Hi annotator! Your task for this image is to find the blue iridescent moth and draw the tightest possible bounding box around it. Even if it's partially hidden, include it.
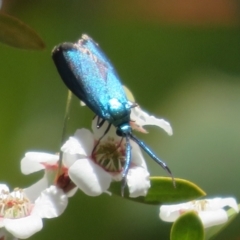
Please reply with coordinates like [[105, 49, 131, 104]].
[[52, 34, 174, 195]]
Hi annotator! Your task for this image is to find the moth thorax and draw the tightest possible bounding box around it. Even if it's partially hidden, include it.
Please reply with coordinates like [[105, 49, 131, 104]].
[[108, 98, 130, 126]]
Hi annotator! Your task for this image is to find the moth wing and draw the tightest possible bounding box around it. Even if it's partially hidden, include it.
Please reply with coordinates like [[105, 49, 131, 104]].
[[52, 34, 128, 119]]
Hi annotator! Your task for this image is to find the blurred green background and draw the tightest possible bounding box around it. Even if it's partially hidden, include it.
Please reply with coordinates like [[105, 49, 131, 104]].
[[1, 0, 240, 239]]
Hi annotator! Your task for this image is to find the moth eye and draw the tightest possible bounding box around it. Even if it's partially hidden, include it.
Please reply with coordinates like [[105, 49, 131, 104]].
[[116, 129, 123, 137]]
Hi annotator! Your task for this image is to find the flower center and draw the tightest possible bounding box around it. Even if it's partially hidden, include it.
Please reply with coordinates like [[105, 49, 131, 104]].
[[0, 188, 32, 219], [191, 200, 208, 211], [56, 173, 76, 194], [93, 137, 125, 172]]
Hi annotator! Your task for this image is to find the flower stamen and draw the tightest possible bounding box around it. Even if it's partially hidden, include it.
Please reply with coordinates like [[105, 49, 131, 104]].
[[0, 188, 32, 219], [93, 137, 125, 172]]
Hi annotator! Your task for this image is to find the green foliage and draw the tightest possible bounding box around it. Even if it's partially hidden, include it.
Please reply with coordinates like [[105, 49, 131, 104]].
[[109, 177, 206, 204], [170, 211, 205, 240], [0, 12, 45, 50]]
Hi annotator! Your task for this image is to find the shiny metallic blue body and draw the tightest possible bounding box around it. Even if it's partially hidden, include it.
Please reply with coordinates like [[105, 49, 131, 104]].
[[52, 34, 173, 194], [52, 34, 131, 127]]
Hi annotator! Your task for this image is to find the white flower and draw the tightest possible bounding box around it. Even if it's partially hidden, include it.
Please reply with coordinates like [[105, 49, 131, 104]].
[[21, 152, 59, 175], [130, 105, 173, 135], [123, 85, 172, 135], [0, 184, 67, 239], [159, 197, 239, 228], [21, 152, 78, 197], [61, 121, 150, 198]]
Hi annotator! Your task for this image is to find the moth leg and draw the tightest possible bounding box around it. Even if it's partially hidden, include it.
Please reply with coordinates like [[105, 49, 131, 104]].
[[121, 134, 131, 197], [96, 116, 106, 129], [92, 122, 112, 154], [129, 132, 175, 187]]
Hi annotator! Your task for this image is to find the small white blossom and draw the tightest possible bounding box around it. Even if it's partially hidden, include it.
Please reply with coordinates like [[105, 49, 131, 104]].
[[61, 120, 150, 197], [21, 152, 59, 175], [21, 152, 78, 197], [123, 85, 172, 135], [159, 197, 239, 228], [130, 105, 173, 135], [0, 184, 67, 239]]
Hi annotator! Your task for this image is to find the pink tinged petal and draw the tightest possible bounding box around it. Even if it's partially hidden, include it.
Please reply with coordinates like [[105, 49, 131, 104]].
[[21, 152, 59, 175], [32, 186, 68, 218], [127, 167, 150, 198], [131, 107, 173, 135], [159, 202, 194, 222], [23, 176, 48, 202], [68, 159, 112, 196], [198, 210, 228, 228], [4, 215, 42, 239]]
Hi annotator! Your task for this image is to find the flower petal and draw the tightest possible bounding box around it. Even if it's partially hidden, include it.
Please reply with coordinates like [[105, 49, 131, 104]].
[[24, 176, 48, 202], [131, 141, 147, 168], [130, 106, 173, 135], [69, 159, 112, 196], [62, 128, 94, 157], [61, 136, 87, 156], [199, 209, 228, 228], [160, 205, 181, 222], [159, 197, 238, 228], [220, 197, 239, 213], [74, 129, 95, 155], [62, 149, 81, 168], [0, 184, 9, 192], [21, 152, 59, 175], [4, 215, 42, 239], [32, 186, 68, 218], [127, 167, 150, 197], [205, 197, 239, 213]]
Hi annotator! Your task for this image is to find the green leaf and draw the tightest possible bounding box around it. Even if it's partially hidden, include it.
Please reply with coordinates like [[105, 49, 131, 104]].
[[170, 211, 205, 240], [205, 204, 240, 240], [0, 12, 45, 50], [109, 177, 206, 205]]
